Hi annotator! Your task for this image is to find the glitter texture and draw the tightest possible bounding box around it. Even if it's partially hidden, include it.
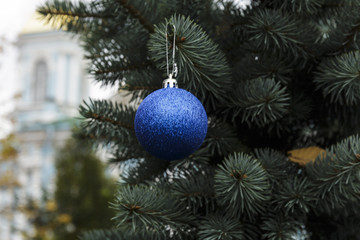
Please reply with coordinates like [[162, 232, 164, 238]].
[[134, 88, 208, 161]]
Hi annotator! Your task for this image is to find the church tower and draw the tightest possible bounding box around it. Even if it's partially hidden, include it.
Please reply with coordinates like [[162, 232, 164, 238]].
[[14, 12, 89, 198], [1, 13, 90, 239]]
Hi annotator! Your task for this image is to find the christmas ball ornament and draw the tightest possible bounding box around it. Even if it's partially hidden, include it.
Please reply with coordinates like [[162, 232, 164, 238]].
[[134, 75, 208, 160]]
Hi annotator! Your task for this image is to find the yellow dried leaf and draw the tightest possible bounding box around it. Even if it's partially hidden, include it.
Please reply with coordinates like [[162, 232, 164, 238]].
[[46, 200, 57, 212], [56, 213, 72, 224], [288, 146, 326, 166]]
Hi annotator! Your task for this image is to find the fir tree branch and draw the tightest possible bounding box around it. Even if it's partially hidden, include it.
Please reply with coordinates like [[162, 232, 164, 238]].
[[272, 176, 315, 216], [203, 122, 246, 157], [233, 53, 294, 83], [244, 8, 309, 59], [84, 27, 151, 86], [80, 229, 126, 240], [254, 148, 292, 182], [306, 135, 360, 212], [169, 147, 212, 170], [112, 185, 194, 238], [336, 10, 360, 53], [108, 139, 150, 164], [315, 51, 360, 106], [119, 70, 163, 103], [86, 111, 132, 129], [116, 157, 169, 186], [79, 99, 136, 145], [148, 14, 233, 110], [74, 131, 118, 142], [230, 78, 290, 127], [342, 23, 360, 49], [80, 102, 134, 129], [263, 0, 323, 15], [93, 62, 152, 75], [39, 6, 112, 19], [214, 153, 271, 220], [171, 168, 215, 214], [82, 20, 149, 60], [80, 229, 155, 240], [261, 212, 301, 240], [197, 214, 245, 240], [38, 0, 114, 33], [115, 0, 155, 33], [38, 0, 360, 238], [90, 60, 154, 87]]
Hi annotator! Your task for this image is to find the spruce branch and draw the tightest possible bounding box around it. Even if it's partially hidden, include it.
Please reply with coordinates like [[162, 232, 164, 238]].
[[272, 176, 315, 216], [234, 53, 294, 83], [108, 149, 142, 165], [203, 122, 245, 157], [115, 0, 155, 33], [39, 1, 111, 18], [169, 147, 212, 170], [308, 4, 360, 56], [89, 61, 155, 87], [37, 0, 360, 238], [315, 51, 360, 105], [79, 99, 136, 145], [290, 0, 323, 15], [80, 99, 134, 129], [175, 0, 214, 25], [171, 168, 215, 215], [308, 16, 342, 56], [321, 1, 360, 8], [73, 130, 118, 143], [148, 14, 233, 110], [80, 229, 130, 240], [231, 78, 290, 127], [265, 93, 312, 137], [254, 148, 291, 182], [108, 139, 151, 165], [244, 9, 308, 59], [37, 0, 113, 33], [120, 70, 163, 103], [86, 31, 151, 87], [93, 62, 152, 75], [214, 153, 271, 220], [331, 4, 360, 53], [265, 0, 324, 15], [117, 157, 169, 186], [112, 185, 194, 238], [79, 16, 153, 86], [342, 21, 360, 51], [306, 135, 360, 212], [197, 214, 245, 240], [261, 213, 301, 240]]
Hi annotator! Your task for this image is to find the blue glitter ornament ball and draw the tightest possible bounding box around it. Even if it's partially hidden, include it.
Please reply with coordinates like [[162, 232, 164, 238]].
[[134, 87, 208, 161]]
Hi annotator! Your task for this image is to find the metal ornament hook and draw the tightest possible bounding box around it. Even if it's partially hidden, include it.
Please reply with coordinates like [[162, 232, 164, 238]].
[[165, 23, 178, 80]]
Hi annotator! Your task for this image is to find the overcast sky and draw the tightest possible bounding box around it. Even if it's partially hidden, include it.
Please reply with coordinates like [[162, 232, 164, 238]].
[[0, 0, 43, 96], [0, 0, 44, 137]]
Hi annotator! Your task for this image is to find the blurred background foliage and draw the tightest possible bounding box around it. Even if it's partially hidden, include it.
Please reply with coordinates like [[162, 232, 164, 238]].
[[21, 137, 116, 240]]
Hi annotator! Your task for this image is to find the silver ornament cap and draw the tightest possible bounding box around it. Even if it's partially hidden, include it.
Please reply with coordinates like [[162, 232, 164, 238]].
[[162, 74, 178, 88]]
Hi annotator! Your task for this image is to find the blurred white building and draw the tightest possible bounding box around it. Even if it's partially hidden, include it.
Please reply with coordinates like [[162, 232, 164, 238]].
[[0, 13, 91, 239]]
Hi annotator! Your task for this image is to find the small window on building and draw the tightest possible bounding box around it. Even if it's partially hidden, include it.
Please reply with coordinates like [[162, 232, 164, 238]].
[[33, 60, 48, 102]]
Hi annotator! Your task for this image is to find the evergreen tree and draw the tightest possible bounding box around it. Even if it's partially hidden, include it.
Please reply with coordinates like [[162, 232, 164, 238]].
[[38, 0, 360, 239], [53, 137, 116, 239], [21, 137, 116, 240], [0, 134, 19, 232]]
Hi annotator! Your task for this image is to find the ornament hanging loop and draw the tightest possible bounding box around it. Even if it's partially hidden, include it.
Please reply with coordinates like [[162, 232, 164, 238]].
[[163, 73, 178, 88], [164, 22, 178, 88]]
